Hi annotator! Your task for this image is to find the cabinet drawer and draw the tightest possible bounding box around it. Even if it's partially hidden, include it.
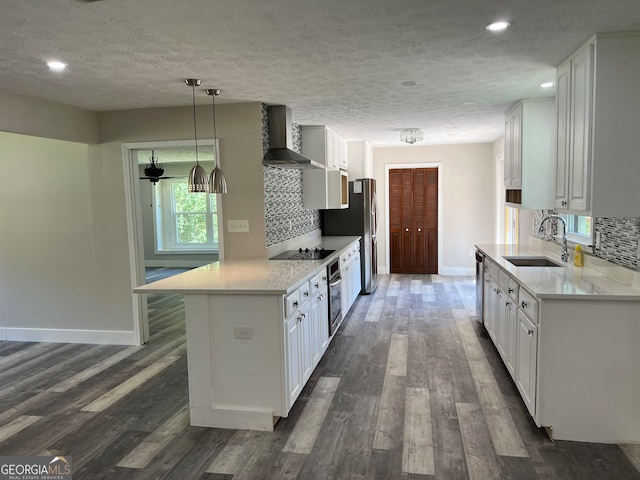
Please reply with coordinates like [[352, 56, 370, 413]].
[[284, 290, 300, 318], [310, 272, 326, 292], [518, 287, 538, 322], [505, 276, 519, 302], [285, 281, 312, 317]]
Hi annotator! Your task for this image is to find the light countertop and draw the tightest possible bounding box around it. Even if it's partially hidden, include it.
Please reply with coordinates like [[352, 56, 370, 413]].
[[476, 241, 640, 300], [134, 236, 360, 295]]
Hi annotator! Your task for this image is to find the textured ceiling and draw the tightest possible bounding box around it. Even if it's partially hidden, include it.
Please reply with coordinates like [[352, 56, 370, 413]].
[[1, 0, 639, 146]]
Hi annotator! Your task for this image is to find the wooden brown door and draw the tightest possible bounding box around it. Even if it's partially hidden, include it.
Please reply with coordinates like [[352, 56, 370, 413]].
[[389, 168, 438, 274]]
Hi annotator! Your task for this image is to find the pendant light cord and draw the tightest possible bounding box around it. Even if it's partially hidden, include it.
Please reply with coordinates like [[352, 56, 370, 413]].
[[212, 93, 218, 168], [192, 83, 199, 166]]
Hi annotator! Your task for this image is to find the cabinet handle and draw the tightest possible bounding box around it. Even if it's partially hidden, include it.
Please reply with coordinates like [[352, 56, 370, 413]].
[[506, 301, 511, 306], [521, 300, 528, 308], [508, 287, 514, 294], [405, 228, 410, 232], [297, 315, 302, 322], [527, 329, 534, 336], [304, 291, 309, 297], [496, 289, 501, 294], [315, 282, 320, 288], [293, 300, 299, 308], [417, 228, 422, 232], [301, 313, 306, 319], [322, 275, 327, 281], [561, 200, 567, 206]]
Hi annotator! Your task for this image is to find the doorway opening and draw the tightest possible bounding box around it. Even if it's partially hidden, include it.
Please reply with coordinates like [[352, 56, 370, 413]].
[[122, 139, 221, 344]]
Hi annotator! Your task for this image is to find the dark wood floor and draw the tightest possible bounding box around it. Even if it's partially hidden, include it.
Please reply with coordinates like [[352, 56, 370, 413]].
[[1, 270, 639, 479]]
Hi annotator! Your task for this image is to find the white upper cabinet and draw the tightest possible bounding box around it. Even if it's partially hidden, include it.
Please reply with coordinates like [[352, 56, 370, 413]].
[[504, 98, 555, 209], [555, 32, 640, 216], [302, 125, 346, 171], [302, 125, 349, 209]]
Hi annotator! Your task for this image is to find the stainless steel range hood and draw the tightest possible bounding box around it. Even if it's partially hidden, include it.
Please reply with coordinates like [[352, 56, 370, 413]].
[[262, 105, 323, 169]]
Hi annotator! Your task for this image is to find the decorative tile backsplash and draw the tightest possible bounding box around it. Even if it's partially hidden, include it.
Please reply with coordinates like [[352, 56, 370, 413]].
[[532, 211, 640, 271], [262, 103, 320, 247]]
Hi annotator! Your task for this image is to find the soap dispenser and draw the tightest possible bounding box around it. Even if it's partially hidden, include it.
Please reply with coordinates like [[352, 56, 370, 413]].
[[573, 245, 584, 267]]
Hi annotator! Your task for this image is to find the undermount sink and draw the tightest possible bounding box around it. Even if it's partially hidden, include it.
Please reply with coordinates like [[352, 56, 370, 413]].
[[503, 256, 564, 267]]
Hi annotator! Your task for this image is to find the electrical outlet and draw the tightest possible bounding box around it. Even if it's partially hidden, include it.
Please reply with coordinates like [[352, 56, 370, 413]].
[[228, 219, 249, 233], [468, 249, 474, 257], [233, 327, 253, 339]]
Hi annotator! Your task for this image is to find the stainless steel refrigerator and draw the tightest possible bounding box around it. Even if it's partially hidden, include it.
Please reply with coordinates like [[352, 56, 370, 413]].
[[322, 178, 378, 294]]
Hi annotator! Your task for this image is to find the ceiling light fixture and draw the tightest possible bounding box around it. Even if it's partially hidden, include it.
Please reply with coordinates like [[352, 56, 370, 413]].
[[540, 82, 554, 88], [47, 60, 66, 72], [400, 128, 424, 144], [401, 81, 418, 87], [485, 21, 511, 32], [185, 79, 208, 193], [206, 88, 228, 194]]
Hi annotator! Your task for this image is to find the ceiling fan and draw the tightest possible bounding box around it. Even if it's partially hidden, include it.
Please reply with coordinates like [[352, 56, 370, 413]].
[[139, 150, 176, 184]]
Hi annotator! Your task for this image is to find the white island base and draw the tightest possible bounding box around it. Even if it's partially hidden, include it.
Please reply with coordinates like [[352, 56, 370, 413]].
[[185, 294, 288, 431]]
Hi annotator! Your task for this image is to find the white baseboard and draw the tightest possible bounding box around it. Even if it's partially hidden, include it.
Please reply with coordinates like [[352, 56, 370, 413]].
[[0, 327, 141, 345], [145, 260, 212, 268], [440, 267, 475, 276]]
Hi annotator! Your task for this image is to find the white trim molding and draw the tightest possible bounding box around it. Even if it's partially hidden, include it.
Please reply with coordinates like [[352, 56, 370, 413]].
[[0, 327, 140, 345], [384, 163, 444, 275]]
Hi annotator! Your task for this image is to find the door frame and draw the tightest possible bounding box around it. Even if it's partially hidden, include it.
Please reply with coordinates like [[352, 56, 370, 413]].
[[122, 139, 220, 345], [384, 163, 442, 275]]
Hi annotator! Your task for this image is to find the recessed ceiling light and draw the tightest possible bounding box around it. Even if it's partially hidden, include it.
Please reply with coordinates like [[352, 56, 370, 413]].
[[485, 21, 511, 32], [401, 81, 418, 87], [47, 61, 67, 72], [540, 82, 554, 88]]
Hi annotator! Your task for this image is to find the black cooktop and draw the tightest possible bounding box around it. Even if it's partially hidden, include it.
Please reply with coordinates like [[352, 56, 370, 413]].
[[270, 247, 335, 260]]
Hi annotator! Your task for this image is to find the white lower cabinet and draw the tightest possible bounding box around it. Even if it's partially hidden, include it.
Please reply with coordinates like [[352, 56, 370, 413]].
[[516, 310, 538, 414], [285, 310, 303, 408], [504, 300, 518, 377], [340, 244, 361, 317], [483, 260, 537, 418], [310, 283, 329, 367]]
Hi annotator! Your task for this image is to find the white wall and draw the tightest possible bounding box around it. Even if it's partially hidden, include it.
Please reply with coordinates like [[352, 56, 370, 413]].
[[0, 87, 98, 144], [374, 143, 495, 275], [0, 132, 136, 343]]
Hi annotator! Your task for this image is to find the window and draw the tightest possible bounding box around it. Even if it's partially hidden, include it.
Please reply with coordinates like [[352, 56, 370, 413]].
[[560, 213, 593, 246], [155, 179, 219, 252]]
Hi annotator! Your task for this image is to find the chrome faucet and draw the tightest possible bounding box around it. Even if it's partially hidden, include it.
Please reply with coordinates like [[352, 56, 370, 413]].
[[538, 214, 569, 262]]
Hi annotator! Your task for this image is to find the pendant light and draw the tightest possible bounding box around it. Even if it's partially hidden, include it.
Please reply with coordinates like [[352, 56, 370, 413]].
[[185, 79, 208, 192], [206, 88, 228, 194]]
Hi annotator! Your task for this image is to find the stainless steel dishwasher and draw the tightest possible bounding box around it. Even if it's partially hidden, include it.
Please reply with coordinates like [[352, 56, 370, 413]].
[[475, 249, 484, 324]]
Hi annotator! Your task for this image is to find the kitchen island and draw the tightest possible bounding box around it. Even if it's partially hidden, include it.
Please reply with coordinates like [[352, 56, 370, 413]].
[[476, 239, 640, 443], [134, 236, 360, 431]]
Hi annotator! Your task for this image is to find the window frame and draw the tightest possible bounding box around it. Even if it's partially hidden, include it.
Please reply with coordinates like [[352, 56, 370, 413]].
[[560, 213, 593, 247]]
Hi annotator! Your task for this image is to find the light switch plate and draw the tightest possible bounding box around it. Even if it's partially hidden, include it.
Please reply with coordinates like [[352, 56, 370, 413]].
[[233, 327, 253, 339], [228, 219, 249, 233]]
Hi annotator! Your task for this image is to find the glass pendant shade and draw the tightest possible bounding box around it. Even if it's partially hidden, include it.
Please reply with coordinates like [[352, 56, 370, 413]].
[[188, 163, 209, 192]]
